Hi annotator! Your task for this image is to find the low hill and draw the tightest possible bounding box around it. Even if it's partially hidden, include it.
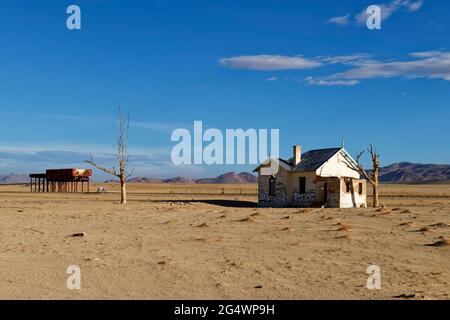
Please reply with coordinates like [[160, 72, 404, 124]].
[[111, 172, 258, 184], [0, 174, 29, 184], [195, 172, 258, 184], [378, 162, 450, 183]]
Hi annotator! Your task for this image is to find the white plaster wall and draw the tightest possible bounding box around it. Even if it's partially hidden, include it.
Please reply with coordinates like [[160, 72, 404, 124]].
[[315, 150, 360, 179], [339, 179, 367, 208]]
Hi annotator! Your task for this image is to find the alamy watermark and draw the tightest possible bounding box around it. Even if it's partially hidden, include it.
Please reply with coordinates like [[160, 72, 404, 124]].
[[171, 121, 280, 175], [366, 265, 381, 290], [367, 5, 381, 30], [64, 5, 381, 31], [66, 265, 81, 290], [66, 5, 81, 30]]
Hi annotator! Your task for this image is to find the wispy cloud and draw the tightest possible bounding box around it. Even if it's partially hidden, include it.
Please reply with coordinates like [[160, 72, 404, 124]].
[[0, 143, 187, 179], [328, 0, 424, 27], [355, 0, 424, 25], [328, 14, 351, 26], [406, 0, 424, 12], [322, 51, 450, 82], [132, 121, 187, 133], [221, 50, 450, 86], [219, 55, 322, 71], [3, 113, 183, 134], [0, 143, 243, 179], [305, 77, 360, 86], [54, 114, 183, 133], [409, 50, 445, 58], [316, 53, 373, 66]]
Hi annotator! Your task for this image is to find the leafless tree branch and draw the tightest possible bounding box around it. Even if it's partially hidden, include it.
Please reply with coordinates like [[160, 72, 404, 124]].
[[85, 108, 133, 204]]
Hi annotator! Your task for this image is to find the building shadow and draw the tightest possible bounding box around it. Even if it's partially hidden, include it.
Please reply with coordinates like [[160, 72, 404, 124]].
[[149, 199, 257, 208], [193, 199, 257, 207]]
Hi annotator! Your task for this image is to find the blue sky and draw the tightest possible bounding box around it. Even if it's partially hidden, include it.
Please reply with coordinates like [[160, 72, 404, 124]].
[[0, 0, 449, 179]]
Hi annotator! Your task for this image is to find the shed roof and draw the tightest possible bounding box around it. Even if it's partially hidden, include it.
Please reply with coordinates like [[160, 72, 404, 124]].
[[293, 148, 341, 172], [254, 147, 343, 173]]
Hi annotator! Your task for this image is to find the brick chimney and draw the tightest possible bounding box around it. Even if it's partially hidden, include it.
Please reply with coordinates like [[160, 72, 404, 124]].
[[293, 145, 301, 165]]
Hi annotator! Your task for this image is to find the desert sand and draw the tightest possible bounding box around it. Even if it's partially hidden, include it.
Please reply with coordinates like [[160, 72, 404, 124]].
[[0, 182, 449, 299]]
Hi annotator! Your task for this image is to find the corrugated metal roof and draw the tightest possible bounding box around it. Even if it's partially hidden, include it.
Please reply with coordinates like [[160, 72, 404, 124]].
[[279, 158, 292, 166], [293, 148, 341, 172], [254, 147, 342, 173]]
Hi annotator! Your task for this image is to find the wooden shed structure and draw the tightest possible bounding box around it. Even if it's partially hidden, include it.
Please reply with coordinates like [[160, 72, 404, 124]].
[[29, 168, 92, 193]]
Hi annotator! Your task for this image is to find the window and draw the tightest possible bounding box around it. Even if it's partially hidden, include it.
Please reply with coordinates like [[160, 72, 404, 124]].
[[299, 177, 306, 194], [345, 180, 351, 193], [269, 176, 276, 196], [358, 183, 363, 195]]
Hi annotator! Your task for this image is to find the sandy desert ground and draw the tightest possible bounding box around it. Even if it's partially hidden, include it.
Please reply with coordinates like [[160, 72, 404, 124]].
[[0, 182, 449, 300]]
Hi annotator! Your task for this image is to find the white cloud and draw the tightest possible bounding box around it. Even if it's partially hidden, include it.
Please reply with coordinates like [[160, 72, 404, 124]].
[[323, 51, 450, 82], [132, 121, 187, 133], [328, 14, 351, 26], [355, 0, 424, 25], [317, 53, 373, 66], [305, 77, 360, 87], [221, 50, 450, 86], [409, 50, 446, 58], [219, 55, 322, 71], [405, 0, 424, 12]]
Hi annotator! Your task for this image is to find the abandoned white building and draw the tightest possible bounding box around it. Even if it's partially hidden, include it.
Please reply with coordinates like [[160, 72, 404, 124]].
[[254, 146, 367, 208]]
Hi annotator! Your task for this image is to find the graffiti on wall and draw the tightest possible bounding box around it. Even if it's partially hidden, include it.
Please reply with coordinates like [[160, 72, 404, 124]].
[[292, 191, 316, 206], [259, 182, 287, 204]]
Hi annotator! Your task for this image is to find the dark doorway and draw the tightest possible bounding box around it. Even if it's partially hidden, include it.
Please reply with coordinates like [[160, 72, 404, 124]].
[[323, 183, 328, 204], [299, 177, 306, 194], [269, 176, 276, 196]]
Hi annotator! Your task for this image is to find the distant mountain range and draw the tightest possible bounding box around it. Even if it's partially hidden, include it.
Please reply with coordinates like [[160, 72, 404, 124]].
[[377, 162, 450, 183], [1, 163, 450, 184], [0, 173, 29, 184], [123, 164, 450, 184], [127, 172, 258, 184]]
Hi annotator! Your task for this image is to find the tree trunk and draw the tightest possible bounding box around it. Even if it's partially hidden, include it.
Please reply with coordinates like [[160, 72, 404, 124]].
[[372, 180, 379, 208], [372, 156, 379, 208], [120, 175, 127, 204]]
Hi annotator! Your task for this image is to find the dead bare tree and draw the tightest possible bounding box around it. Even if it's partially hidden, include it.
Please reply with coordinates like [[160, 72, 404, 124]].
[[353, 145, 380, 208], [341, 144, 380, 207], [85, 108, 133, 204]]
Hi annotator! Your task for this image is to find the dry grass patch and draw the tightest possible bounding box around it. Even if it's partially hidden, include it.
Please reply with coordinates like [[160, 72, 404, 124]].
[[237, 216, 255, 223], [335, 234, 350, 240], [429, 222, 449, 228], [335, 222, 351, 231], [425, 237, 450, 247], [195, 222, 209, 228]]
